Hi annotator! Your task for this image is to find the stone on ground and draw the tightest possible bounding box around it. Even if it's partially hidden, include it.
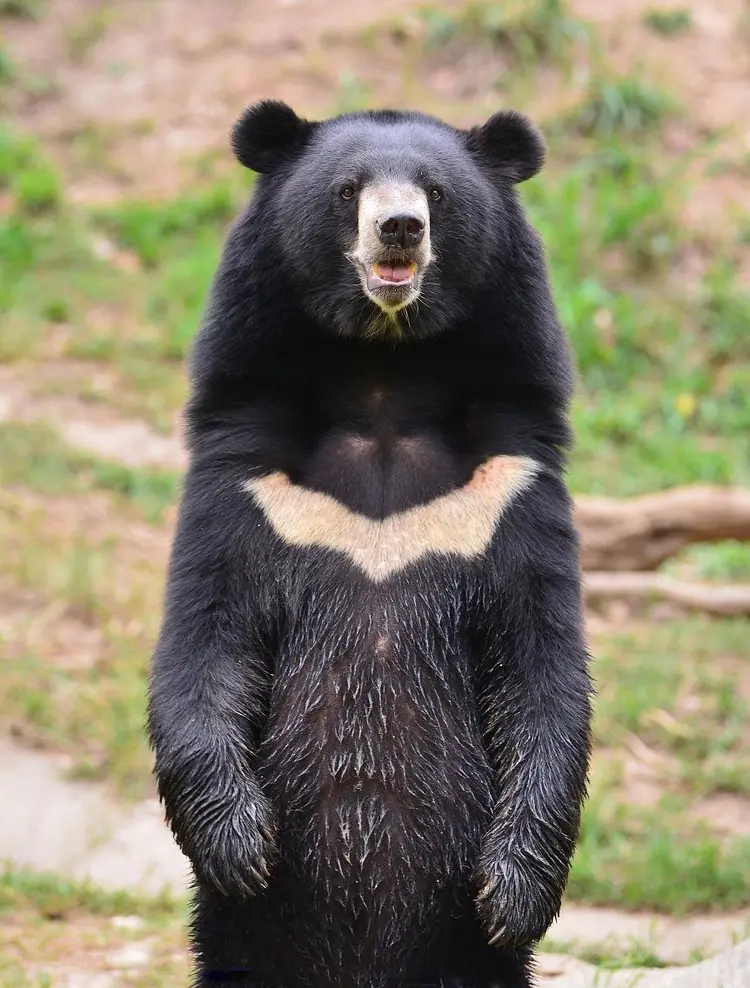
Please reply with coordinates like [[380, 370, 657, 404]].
[[537, 940, 750, 987]]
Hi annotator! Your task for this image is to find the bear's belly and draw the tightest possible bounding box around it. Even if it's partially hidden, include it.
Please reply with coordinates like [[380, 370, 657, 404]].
[[257, 618, 494, 905]]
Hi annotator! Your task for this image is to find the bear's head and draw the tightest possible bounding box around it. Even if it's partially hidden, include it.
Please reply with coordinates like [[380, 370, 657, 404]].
[[231, 101, 545, 340]]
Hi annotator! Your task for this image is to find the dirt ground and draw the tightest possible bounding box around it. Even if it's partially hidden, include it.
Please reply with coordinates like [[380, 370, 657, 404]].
[[3, 0, 750, 219]]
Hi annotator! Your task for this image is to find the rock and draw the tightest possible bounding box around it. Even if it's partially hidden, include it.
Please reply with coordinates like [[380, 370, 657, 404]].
[[63, 974, 116, 988], [106, 942, 152, 969], [536, 953, 595, 986], [0, 739, 190, 896], [537, 939, 750, 987], [547, 903, 750, 965], [110, 915, 145, 931]]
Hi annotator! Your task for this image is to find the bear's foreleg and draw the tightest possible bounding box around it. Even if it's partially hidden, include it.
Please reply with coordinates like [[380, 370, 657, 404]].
[[472, 469, 592, 949], [148, 464, 277, 900]]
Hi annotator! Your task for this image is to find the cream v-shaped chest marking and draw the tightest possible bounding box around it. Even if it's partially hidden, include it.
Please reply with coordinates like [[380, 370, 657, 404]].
[[243, 455, 539, 581]]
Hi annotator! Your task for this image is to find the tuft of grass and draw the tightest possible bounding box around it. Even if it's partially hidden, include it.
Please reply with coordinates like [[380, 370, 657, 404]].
[[333, 71, 373, 114], [11, 163, 62, 214], [94, 183, 238, 267], [0, 869, 188, 988], [0, 43, 17, 83], [576, 941, 668, 969], [560, 75, 678, 138], [0, 0, 44, 18], [664, 541, 750, 582], [643, 7, 692, 36], [0, 866, 181, 919], [697, 260, 750, 365], [0, 421, 180, 523], [0, 125, 42, 184], [592, 618, 749, 774], [64, 7, 113, 63], [1, 493, 167, 794], [416, 0, 590, 66], [541, 935, 669, 969], [570, 786, 750, 912]]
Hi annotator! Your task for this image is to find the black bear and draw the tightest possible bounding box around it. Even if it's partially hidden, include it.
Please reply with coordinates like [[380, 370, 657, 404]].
[[148, 100, 592, 988]]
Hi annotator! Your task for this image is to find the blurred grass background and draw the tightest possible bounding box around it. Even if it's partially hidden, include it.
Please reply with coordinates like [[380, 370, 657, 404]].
[[1, 0, 749, 983]]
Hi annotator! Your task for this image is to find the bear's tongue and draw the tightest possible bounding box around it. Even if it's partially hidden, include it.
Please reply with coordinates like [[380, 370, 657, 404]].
[[373, 262, 414, 284]]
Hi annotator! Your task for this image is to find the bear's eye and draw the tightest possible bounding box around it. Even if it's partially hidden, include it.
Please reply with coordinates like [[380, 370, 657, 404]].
[[339, 185, 356, 201], [429, 186, 442, 202]]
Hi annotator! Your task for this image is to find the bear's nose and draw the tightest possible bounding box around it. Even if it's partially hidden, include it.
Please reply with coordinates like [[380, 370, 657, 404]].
[[376, 214, 425, 249]]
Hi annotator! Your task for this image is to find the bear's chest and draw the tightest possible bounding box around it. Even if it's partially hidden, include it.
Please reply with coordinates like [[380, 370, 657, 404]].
[[246, 448, 537, 582], [244, 359, 538, 579], [286, 351, 479, 515]]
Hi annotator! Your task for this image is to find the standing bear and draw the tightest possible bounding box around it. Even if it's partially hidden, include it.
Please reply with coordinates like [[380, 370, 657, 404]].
[[148, 101, 592, 988]]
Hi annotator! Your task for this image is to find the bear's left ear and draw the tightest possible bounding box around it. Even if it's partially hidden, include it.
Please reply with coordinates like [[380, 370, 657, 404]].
[[465, 110, 545, 184], [231, 100, 316, 174]]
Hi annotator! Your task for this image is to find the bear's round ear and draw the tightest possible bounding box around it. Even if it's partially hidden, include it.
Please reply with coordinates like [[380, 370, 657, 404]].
[[231, 100, 315, 174], [465, 110, 546, 184]]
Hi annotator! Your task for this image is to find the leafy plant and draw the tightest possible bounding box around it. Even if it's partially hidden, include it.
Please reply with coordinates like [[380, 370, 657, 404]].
[[562, 75, 678, 137], [643, 7, 692, 36], [417, 0, 590, 66], [0, 0, 45, 18]]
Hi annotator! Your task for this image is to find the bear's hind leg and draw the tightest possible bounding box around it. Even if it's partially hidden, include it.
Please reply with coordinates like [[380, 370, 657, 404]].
[[413, 895, 534, 988], [191, 884, 288, 988]]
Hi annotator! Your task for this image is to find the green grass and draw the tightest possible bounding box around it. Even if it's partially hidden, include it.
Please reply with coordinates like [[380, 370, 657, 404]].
[[0, 127, 245, 420], [93, 182, 238, 267], [643, 7, 692, 36], [1, 494, 166, 794], [558, 75, 678, 138], [415, 0, 590, 65], [333, 71, 373, 114], [0, 423, 178, 796], [0, 126, 62, 211], [570, 788, 750, 913], [0, 867, 180, 919], [593, 618, 748, 776], [541, 934, 669, 968], [665, 541, 750, 582], [0, 44, 17, 83], [0, 868, 187, 988], [0, 0, 44, 18], [521, 145, 749, 494], [0, 128, 115, 362], [574, 942, 668, 969], [561, 617, 750, 910], [0, 422, 181, 523]]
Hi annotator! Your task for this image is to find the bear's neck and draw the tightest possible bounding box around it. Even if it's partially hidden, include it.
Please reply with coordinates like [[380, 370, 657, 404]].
[[188, 330, 568, 519]]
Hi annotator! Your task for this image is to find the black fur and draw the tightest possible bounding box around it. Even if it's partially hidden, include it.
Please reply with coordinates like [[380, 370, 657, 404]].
[[148, 102, 592, 988]]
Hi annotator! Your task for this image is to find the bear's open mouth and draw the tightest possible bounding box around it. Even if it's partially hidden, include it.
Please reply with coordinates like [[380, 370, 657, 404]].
[[349, 253, 426, 313], [363, 261, 418, 296], [368, 262, 416, 287]]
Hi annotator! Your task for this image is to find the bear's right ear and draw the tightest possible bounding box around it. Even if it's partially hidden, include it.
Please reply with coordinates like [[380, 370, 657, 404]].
[[464, 110, 545, 184], [231, 100, 315, 174]]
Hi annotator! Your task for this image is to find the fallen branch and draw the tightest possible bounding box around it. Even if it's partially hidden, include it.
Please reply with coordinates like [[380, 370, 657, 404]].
[[575, 485, 750, 571], [584, 571, 750, 618]]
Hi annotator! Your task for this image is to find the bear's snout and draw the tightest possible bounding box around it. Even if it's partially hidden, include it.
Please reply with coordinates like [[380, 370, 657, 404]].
[[349, 182, 433, 316], [376, 213, 425, 249]]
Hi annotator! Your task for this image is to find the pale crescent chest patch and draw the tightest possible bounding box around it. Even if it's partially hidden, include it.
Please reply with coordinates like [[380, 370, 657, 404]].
[[243, 455, 539, 581]]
